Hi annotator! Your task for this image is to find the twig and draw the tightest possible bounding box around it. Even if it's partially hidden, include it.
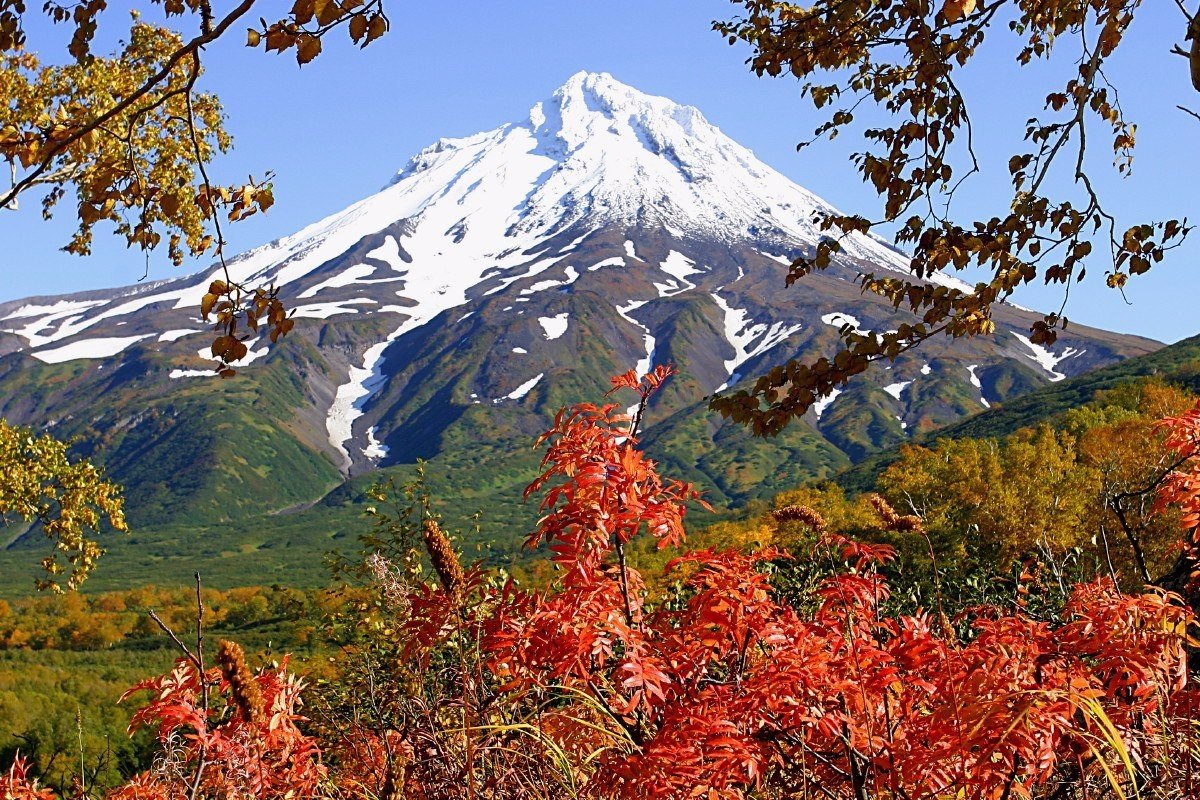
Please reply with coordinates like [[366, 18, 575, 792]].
[[148, 609, 202, 670], [144, 574, 210, 800], [188, 572, 208, 800]]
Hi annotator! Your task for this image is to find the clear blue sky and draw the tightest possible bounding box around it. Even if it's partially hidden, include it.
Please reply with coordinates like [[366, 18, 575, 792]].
[[2, 0, 1196, 343]]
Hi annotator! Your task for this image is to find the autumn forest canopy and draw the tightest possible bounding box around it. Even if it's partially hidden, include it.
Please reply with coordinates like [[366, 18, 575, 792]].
[[4, 1, 1200, 799]]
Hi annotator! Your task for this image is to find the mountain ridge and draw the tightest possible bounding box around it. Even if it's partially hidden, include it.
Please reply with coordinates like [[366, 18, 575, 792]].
[[0, 71, 1163, 589]]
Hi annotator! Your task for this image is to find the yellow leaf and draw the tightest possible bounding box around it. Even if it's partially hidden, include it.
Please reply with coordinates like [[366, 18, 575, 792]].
[[159, 192, 180, 218], [211, 335, 231, 359], [296, 35, 322, 65], [942, 0, 976, 23], [315, 0, 341, 26], [291, 0, 316, 25]]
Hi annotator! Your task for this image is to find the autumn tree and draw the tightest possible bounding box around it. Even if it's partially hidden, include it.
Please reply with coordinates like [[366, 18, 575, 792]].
[[712, 0, 1200, 434], [873, 381, 1200, 599], [880, 425, 1096, 576], [1, 0, 390, 372], [1068, 381, 1199, 583], [0, 418, 126, 590]]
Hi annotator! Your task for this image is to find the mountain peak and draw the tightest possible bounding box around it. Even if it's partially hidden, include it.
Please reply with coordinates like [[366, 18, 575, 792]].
[[375, 71, 895, 262], [554, 69, 625, 99], [548, 71, 705, 127], [2, 69, 926, 391], [531, 71, 712, 156]]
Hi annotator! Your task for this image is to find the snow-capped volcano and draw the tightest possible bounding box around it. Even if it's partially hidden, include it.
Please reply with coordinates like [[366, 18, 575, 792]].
[[0, 72, 1160, 546], [137, 69, 921, 331], [381, 71, 907, 263]]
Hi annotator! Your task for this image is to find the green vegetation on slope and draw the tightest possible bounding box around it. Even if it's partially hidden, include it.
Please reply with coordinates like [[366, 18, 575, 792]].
[[839, 334, 1200, 493]]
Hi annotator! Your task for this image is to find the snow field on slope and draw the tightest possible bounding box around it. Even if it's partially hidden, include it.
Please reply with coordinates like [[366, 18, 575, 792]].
[[32, 335, 155, 363], [710, 292, 801, 392], [1011, 332, 1083, 382], [323, 125, 564, 468], [966, 365, 991, 408], [505, 373, 545, 400], [812, 388, 842, 420], [615, 301, 656, 378]]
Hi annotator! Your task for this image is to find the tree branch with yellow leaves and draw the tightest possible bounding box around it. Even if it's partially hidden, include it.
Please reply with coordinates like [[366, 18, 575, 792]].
[[0, 0, 389, 373]]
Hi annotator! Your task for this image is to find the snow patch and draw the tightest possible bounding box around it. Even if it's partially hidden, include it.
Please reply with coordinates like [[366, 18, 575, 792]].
[[538, 313, 569, 340], [484, 257, 564, 297], [2, 299, 105, 321], [363, 426, 389, 459], [616, 301, 656, 378], [1011, 332, 1083, 382], [519, 265, 580, 295], [366, 236, 407, 272], [512, 347, 527, 354], [32, 335, 154, 363], [292, 299, 378, 319], [821, 312, 869, 335], [967, 365, 991, 408], [655, 251, 702, 297], [327, 339, 395, 470], [2, 300, 110, 347], [760, 252, 794, 266], [623, 240, 638, 260], [159, 329, 201, 343], [194, 338, 269, 367], [559, 229, 595, 252], [298, 264, 404, 298], [505, 373, 544, 400], [588, 256, 626, 272], [883, 381, 912, 401], [812, 388, 842, 420]]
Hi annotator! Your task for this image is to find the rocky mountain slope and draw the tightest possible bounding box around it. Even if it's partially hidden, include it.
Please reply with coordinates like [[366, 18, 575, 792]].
[[0, 72, 1161, 588]]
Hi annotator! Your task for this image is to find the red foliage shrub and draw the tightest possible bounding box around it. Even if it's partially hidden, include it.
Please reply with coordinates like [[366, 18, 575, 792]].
[[1158, 400, 1200, 598], [111, 654, 326, 799], [383, 367, 1200, 799], [1, 756, 56, 800]]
